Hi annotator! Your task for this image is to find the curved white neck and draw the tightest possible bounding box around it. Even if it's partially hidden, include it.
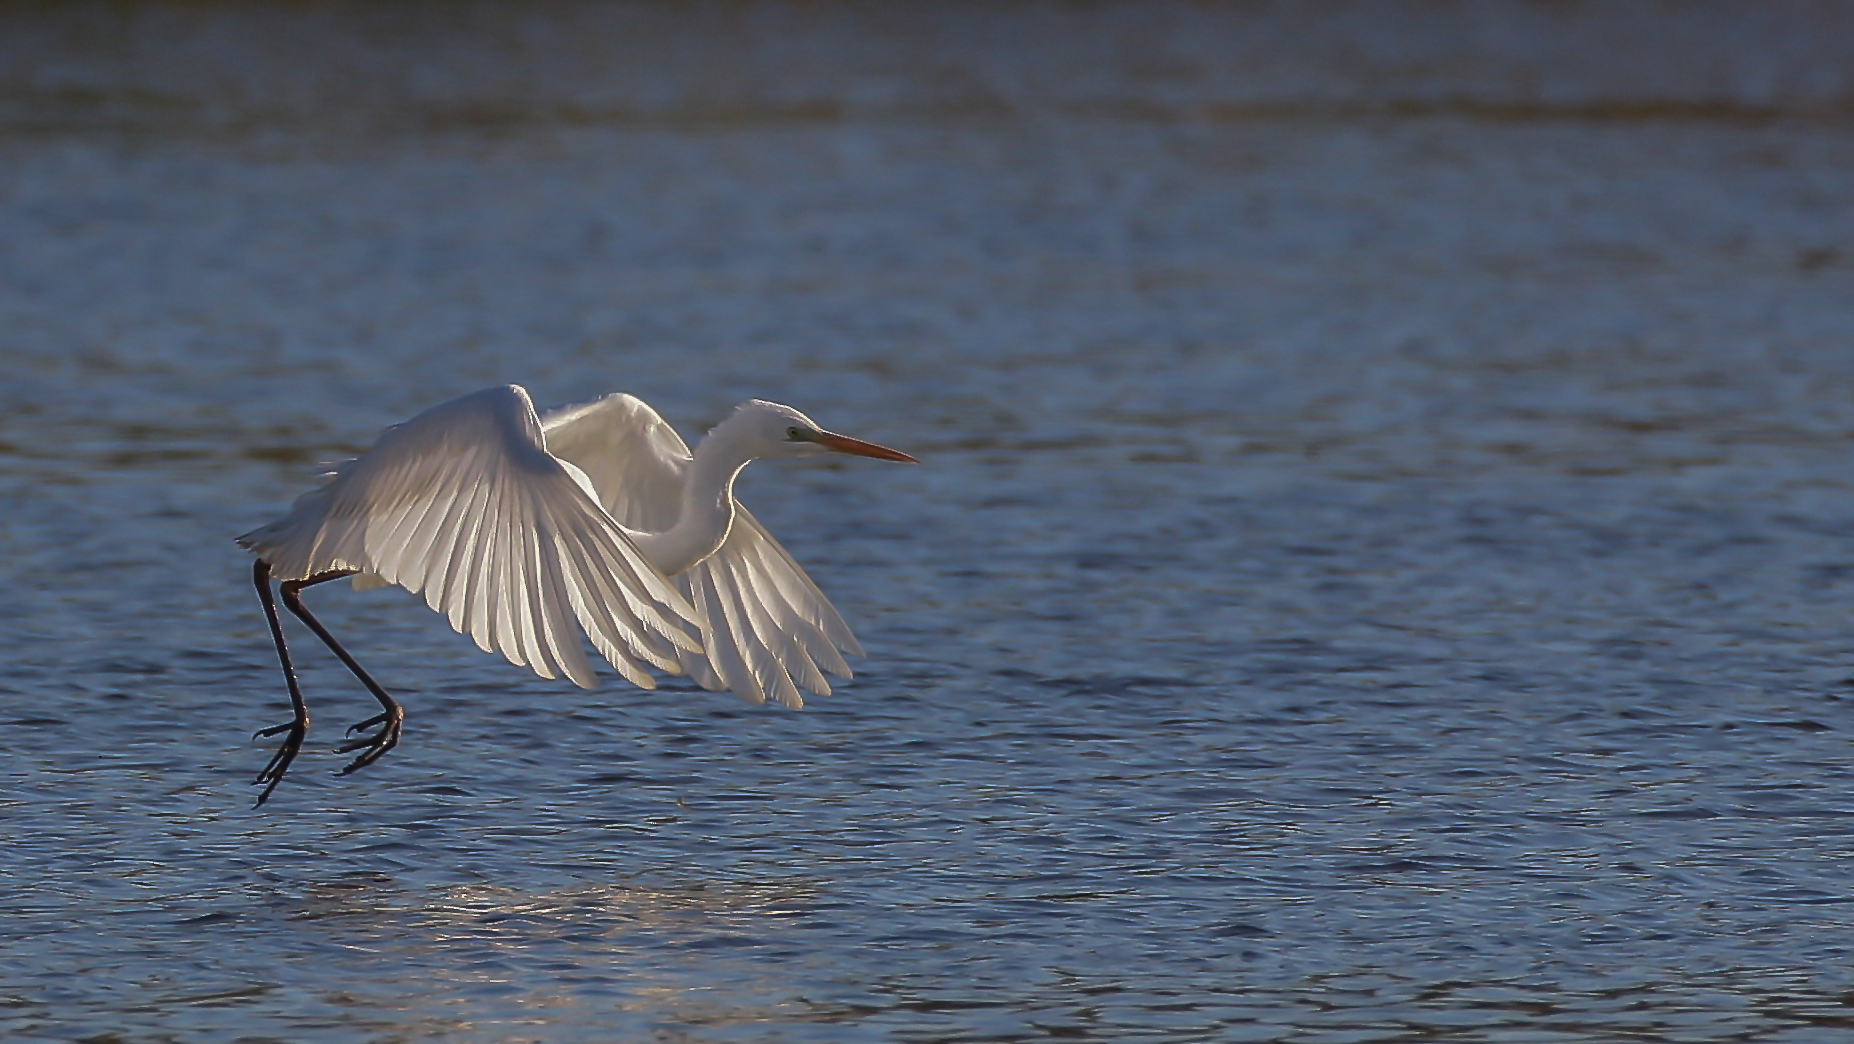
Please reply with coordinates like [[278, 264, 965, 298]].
[[629, 421, 755, 576]]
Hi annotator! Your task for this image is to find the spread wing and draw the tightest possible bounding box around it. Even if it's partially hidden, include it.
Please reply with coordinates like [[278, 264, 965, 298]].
[[542, 393, 864, 708], [238, 384, 701, 690]]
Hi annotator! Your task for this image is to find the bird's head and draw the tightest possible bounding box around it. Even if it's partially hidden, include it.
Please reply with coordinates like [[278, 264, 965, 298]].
[[727, 400, 918, 464]]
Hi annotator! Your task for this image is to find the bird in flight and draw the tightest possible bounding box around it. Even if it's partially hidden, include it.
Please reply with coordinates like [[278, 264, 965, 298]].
[[237, 384, 917, 805]]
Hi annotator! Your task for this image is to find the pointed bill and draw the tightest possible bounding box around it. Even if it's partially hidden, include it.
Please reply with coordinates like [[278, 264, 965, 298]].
[[812, 431, 918, 463]]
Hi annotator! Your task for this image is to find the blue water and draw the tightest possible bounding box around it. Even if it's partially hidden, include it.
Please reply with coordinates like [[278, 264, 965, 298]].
[[6, 3, 1854, 1041]]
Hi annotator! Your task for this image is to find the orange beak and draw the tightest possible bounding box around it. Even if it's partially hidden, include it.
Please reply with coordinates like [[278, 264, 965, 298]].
[[812, 431, 919, 463]]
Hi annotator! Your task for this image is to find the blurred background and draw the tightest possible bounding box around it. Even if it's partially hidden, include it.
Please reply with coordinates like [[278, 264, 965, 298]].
[[5, 3, 1854, 1042]]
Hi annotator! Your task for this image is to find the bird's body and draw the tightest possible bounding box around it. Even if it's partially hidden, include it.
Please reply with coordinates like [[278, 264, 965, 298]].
[[239, 384, 915, 804]]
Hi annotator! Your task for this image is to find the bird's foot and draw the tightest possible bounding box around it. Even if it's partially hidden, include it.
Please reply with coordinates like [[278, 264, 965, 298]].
[[336, 703, 404, 775], [253, 718, 309, 806]]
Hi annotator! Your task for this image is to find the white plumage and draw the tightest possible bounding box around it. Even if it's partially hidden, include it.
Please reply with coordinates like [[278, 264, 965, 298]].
[[540, 392, 868, 709], [238, 384, 916, 804]]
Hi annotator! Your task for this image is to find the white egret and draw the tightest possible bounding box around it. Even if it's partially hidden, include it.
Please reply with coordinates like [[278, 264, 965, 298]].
[[238, 384, 917, 805]]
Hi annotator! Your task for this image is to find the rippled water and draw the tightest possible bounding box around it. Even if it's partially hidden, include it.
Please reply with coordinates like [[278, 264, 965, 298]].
[[6, 3, 1854, 1041]]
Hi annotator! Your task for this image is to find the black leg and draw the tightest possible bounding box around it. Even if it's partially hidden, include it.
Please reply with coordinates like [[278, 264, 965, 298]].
[[252, 559, 310, 806], [279, 572, 406, 776]]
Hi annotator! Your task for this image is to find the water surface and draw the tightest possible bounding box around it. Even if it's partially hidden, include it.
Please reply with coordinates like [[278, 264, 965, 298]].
[[5, 4, 1854, 1041]]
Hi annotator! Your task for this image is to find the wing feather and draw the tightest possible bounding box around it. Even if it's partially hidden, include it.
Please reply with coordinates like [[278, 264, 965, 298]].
[[718, 547, 806, 708], [238, 385, 700, 689], [541, 393, 866, 708], [559, 525, 655, 686], [442, 459, 497, 637]]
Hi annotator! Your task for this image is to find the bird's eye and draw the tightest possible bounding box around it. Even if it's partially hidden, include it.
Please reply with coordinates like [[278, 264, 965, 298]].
[[786, 426, 806, 441]]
